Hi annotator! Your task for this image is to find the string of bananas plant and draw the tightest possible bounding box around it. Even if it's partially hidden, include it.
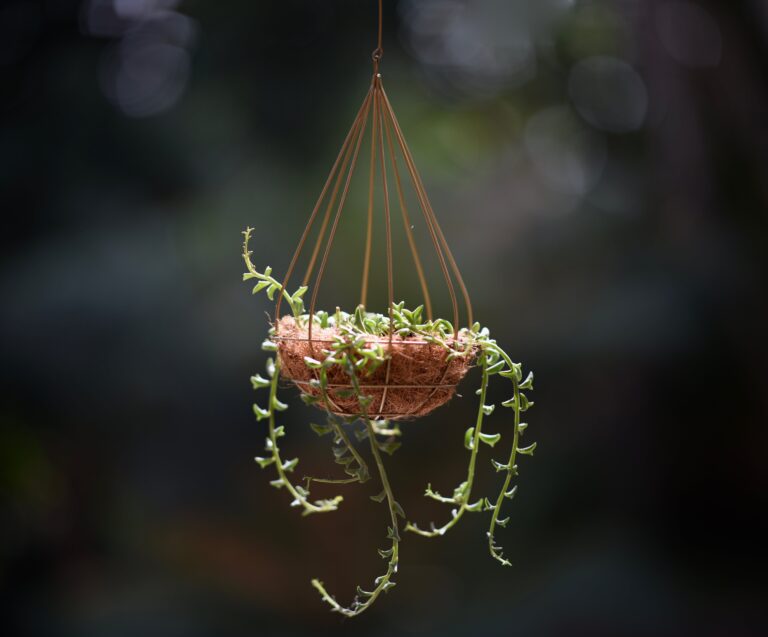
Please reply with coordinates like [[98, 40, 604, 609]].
[[242, 228, 536, 617]]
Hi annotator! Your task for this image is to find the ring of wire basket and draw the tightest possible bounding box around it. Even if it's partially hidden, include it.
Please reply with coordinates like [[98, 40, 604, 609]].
[[275, 316, 475, 420]]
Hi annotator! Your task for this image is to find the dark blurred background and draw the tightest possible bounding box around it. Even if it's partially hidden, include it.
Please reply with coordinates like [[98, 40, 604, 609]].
[[2, 1, 767, 635]]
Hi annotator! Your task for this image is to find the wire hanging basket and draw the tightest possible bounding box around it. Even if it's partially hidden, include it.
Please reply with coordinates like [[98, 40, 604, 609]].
[[241, 0, 537, 618], [268, 10, 475, 421]]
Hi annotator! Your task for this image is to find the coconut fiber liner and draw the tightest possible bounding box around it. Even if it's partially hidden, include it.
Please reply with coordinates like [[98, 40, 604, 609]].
[[275, 316, 475, 420]]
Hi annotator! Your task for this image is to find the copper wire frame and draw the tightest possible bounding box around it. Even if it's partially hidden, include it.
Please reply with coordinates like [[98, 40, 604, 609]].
[[273, 1, 474, 419]]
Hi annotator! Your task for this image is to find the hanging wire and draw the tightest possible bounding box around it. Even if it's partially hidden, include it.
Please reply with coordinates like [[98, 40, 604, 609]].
[[275, 0, 473, 370], [381, 100, 433, 321], [275, 89, 372, 321], [374, 82, 395, 413], [380, 87, 474, 330], [372, 0, 383, 72]]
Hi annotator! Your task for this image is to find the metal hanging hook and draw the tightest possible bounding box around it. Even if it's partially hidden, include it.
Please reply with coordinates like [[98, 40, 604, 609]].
[[372, 0, 383, 74]]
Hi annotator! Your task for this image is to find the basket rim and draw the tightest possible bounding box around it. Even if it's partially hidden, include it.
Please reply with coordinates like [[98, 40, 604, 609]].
[[289, 379, 458, 389], [273, 334, 474, 348]]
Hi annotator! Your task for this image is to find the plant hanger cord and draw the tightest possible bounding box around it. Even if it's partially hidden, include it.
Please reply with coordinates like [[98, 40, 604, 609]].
[[273, 0, 473, 354]]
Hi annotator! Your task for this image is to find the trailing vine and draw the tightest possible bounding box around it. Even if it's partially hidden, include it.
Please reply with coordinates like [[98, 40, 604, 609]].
[[403, 355, 489, 538], [311, 340, 401, 616], [242, 228, 537, 614], [404, 340, 535, 566], [251, 354, 346, 515]]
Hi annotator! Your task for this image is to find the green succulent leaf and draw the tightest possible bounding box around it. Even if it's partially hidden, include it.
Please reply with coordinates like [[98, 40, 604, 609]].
[[250, 374, 270, 389], [252, 404, 270, 421], [486, 360, 505, 375], [465, 498, 484, 512], [300, 393, 320, 406], [252, 280, 270, 294], [378, 439, 401, 456], [491, 459, 509, 472], [464, 427, 475, 450], [310, 422, 333, 436], [478, 432, 501, 447], [272, 396, 289, 411], [519, 393, 533, 411]]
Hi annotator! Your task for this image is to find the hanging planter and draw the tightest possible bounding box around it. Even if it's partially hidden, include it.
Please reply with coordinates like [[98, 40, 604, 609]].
[[274, 312, 474, 419], [241, 1, 536, 618]]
